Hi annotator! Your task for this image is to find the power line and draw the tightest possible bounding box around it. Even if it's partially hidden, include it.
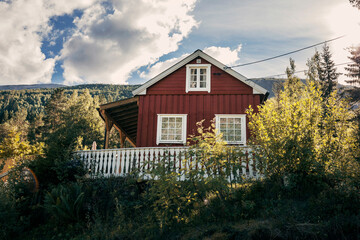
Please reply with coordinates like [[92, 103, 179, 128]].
[[251, 62, 353, 79], [225, 35, 345, 69]]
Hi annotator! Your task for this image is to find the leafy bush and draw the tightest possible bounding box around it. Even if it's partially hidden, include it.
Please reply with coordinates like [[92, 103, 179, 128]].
[[43, 182, 86, 224], [0, 183, 21, 240], [247, 61, 359, 186], [143, 120, 246, 233]]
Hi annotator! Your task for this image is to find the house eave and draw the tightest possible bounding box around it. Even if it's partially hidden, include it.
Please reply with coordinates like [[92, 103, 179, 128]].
[[132, 49, 268, 96]]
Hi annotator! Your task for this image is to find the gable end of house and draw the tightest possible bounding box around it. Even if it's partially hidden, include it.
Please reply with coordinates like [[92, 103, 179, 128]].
[[132, 49, 268, 96]]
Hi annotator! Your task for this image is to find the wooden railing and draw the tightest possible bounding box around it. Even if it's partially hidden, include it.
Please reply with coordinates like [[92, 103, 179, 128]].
[[75, 147, 260, 180]]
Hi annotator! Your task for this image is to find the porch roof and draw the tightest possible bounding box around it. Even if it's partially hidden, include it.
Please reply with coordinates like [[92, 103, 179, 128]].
[[98, 96, 139, 146]]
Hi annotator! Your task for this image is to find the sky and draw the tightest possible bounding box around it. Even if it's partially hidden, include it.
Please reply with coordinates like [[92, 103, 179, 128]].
[[0, 0, 359, 86]]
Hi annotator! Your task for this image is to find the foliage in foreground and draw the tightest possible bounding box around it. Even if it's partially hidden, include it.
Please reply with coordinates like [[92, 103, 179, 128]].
[[247, 59, 359, 182], [1, 173, 359, 240], [1, 114, 359, 239]]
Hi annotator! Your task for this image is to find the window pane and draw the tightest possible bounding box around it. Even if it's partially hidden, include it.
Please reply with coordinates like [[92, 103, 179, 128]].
[[162, 122, 168, 128], [190, 78, 197, 88], [200, 69, 206, 74], [229, 129, 235, 135], [235, 130, 242, 141], [175, 135, 182, 140], [228, 118, 234, 124], [163, 118, 168, 123], [176, 117, 182, 122], [220, 118, 227, 124], [176, 122, 182, 128], [169, 118, 175, 122], [200, 82, 206, 88], [235, 124, 241, 130], [235, 130, 242, 136], [234, 118, 241, 124]]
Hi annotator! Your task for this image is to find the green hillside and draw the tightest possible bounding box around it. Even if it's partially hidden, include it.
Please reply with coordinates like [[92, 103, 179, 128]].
[[0, 84, 139, 124]]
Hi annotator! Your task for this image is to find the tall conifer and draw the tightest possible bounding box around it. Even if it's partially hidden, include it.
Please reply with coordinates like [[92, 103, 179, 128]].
[[345, 46, 360, 86], [319, 44, 339, 99]]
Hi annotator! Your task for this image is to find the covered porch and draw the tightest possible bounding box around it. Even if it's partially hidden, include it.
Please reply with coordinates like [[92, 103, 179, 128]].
[[98, 96, 139, 149]]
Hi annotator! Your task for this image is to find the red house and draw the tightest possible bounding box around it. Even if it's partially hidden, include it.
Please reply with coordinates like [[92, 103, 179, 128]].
[[99, 49, 268, 149]]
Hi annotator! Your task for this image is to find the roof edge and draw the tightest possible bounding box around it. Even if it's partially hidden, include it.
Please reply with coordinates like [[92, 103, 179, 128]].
[[133, 50, 268, 96]]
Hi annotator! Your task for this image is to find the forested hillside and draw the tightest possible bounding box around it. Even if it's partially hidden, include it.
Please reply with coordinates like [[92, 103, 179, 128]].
[[0, 84, 138, 125], [0, 80, 288, 126], [0, 84, 140, 154]]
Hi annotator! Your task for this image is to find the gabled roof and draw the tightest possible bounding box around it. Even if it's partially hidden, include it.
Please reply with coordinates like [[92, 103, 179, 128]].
[[133, 49, 268, 96]]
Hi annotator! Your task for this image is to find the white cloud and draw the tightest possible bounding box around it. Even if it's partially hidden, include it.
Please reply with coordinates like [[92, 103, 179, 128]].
[[139, 54, 190, 80], [61, 0, 199, 85], [140, 45, 242, 80], [203, 45, 242, 66], [0, 0, 98, 85]]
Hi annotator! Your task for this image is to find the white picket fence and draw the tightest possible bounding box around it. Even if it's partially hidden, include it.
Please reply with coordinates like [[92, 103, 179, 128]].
[[75, 147, 260, 181]]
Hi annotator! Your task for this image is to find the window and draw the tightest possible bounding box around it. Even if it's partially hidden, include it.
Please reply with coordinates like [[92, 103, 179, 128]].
[[186, 64, 211, 92], [157, 114, 187, 145], [215, 114, 246, 145]]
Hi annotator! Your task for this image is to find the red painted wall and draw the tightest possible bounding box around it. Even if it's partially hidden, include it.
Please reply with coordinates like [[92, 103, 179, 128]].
[[136, 57, 262, 147]]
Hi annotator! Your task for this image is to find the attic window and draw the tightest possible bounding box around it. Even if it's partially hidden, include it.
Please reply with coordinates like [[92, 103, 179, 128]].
[[186, 64, 211, 93]]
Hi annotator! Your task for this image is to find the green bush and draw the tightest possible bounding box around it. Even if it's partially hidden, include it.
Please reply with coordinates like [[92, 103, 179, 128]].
[[0, 183, 21, 240], [43, 182, 86, 224]]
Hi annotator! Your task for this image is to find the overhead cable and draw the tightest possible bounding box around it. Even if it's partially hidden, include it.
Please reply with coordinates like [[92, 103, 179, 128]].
[[225, 35, 345, 69], [252, 62, 353, 79]]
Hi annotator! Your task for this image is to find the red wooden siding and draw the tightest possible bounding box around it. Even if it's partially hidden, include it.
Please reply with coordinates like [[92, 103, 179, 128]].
[[136, 94, 261, 147], [146, 58, 253, 95]]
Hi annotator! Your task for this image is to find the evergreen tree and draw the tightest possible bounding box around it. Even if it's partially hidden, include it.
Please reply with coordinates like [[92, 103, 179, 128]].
[[284, 58, 302, 96], [345, 45, 360, 86], [350, 0, 360, 9], [42, 88, 69, 136], [306, 50, 321, 83], [319, 44, 339, 99]]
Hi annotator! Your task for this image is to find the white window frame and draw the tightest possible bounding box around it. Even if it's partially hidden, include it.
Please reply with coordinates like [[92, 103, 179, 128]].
[[156, 114, 187, 145], [215, 114, 246, 145], [186, 64, 211, 93]]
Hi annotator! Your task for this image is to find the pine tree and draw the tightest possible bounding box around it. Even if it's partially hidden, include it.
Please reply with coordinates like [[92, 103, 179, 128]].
[[350, 0, 360, 9], [306, 50, 321, 83], [285, 58, 302, 96], [319, 44, 339, 99], [345, 46, 360, 86]]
